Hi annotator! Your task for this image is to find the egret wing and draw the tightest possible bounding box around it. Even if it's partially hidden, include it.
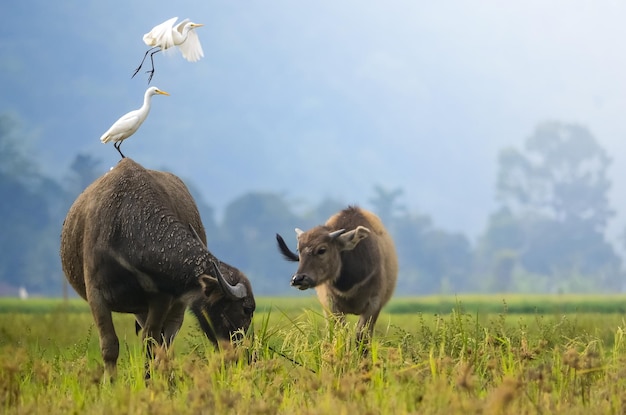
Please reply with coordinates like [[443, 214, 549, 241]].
[[179, 29, 204, 62], [174, 18, 191, 35], [143, 17, 178, 49], [100, 112, 141, 143]]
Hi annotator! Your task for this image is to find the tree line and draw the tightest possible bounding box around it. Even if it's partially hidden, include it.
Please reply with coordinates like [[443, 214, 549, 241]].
[[0, 113, 623, 296]]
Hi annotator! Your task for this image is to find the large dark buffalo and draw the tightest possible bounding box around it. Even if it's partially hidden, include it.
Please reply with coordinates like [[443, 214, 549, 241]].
[[60, 158, 255, 378], [276, 206, 398, 344]]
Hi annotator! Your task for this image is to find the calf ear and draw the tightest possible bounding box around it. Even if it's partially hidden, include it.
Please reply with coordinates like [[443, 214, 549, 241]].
[[337, 226, 371, 251]]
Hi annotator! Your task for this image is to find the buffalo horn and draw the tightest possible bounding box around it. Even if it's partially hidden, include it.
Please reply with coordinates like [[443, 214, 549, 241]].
[[209, 260, 247, 299], [189, 224, 248, 299]]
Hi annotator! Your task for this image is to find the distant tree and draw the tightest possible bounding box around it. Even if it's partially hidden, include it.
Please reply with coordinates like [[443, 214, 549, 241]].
[[0, 174, 49, 288], [369, 185, 405, 226], [23, 175, 68, 293], [68, 153, 102, 195], [0, 114, 38, 180], [479, 208, 525, 253], [489, 250, 517, 293], [0, 113, 63, 294], [475, 208, 524, 292], [183, 181, 219, 245], [390, 211, 472, 294], [481, 122, 622, 291], [299, 197, 347, 229], [497, 122, 613, 230], [217, 192, 300, 294]]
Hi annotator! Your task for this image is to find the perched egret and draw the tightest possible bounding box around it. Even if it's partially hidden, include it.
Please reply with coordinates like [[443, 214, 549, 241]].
[[132, 17, 204, 83], [100, 87, 169, 159]]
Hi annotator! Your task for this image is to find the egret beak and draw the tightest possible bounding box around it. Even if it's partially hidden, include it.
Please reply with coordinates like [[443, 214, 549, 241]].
[[191, 23, 204, 28], [156, 90, 170, 96]]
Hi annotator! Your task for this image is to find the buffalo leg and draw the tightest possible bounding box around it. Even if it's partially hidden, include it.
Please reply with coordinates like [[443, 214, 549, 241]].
[[87, 292, 119, 380], [135, 304, 183, 349], [135, 313, 147, 336], [161, 301, 186, 348], [142, 294, 174, 377]]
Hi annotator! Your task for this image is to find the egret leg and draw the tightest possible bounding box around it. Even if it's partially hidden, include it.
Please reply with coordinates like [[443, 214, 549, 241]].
[[146, 49, 161, 84], [131, 46, 159, 78], [132, 47, 159, 78], [131, 51, 150, 78], [114, 142, 125, 159]]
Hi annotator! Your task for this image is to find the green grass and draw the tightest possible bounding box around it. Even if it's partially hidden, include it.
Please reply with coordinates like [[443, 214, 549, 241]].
[[2, 295, 626, 414], [4, 293, 626, 314]]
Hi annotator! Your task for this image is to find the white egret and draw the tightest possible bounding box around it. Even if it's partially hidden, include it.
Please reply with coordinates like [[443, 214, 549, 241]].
[[132, 17, 204, 83], [100, 87, 169, 159]]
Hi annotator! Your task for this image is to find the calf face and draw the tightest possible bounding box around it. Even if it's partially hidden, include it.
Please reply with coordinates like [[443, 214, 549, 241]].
[[279, 225, 371, 290]]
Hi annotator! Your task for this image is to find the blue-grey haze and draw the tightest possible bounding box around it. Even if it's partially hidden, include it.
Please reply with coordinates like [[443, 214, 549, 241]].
[[2, 1, 626, 241]]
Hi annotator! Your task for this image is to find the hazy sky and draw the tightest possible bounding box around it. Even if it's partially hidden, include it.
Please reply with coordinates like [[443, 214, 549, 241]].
[[2, 1, 626, 240]]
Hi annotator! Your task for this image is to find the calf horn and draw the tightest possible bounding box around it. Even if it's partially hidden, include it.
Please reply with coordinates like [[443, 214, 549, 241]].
[[189, 224, 248, 300], [328, 229, 346, 239]]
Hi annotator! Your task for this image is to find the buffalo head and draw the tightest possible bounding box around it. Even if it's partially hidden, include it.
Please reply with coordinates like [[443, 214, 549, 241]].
[[190, 225, 255, 344]]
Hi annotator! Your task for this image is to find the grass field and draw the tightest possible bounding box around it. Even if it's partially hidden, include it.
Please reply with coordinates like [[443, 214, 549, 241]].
[[2, 295, 626, 414]]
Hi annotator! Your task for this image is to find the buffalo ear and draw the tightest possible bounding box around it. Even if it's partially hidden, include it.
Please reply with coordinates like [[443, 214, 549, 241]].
[[337, 226, 371, 251], [199, 274, 222, 302]]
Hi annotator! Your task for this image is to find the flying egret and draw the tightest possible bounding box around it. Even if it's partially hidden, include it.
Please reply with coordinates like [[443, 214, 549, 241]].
[[132, 17, 204, 83], [100, 87, 169, 159]]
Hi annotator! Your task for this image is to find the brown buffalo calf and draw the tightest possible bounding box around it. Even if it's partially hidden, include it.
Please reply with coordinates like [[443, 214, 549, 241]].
[[277, 206, 398, 344]]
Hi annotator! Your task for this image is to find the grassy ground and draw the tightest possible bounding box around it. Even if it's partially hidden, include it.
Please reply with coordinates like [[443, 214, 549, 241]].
[[2, 295, 626, 414], [4, 293, 626, 314]]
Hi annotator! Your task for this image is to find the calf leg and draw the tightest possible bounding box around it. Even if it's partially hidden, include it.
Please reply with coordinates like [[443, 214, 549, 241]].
[[317, 286, 347, 329], [356, 309, 380, 353], [327, 305, 347, 334]]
